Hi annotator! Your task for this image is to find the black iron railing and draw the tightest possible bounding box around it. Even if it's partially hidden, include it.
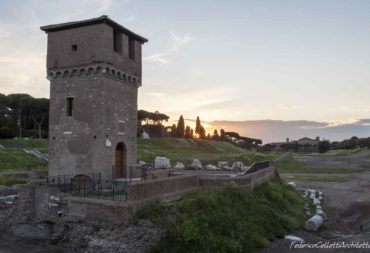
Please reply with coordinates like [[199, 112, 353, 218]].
[[45, 173, 128, 201]]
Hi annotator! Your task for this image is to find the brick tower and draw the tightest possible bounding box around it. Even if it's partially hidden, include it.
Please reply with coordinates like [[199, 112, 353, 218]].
[[41, 16, 148, 180]]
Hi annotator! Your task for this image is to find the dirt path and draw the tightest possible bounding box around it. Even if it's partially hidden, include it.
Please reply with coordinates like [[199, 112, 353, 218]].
[[261, 152, 370, 253]]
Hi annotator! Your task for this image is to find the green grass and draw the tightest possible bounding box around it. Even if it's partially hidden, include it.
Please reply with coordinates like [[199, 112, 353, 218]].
[[282, 175, 349, 183], [0, 139, 48, 153], [138, 138, 281, 166], [136, 178, 304, 253], [0, 138, 282, 171], [274, 154, 366, 174], [0, 148, 48, 172], [0, 175, 28, 186], [322, 148, 363, 156], [138, 138, 248, 161]]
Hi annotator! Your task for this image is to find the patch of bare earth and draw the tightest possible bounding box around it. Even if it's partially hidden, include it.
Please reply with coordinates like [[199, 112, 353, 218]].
[[261, 152, 370, 253]]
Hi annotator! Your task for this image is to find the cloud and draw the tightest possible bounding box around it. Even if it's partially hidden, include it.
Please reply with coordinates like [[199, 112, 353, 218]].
[[278, 104, 303, 110], [209, 119, 370, 143], [356, 119, 370, 126], [97, 0, 111, 11], [188, 67, 202, 75], [144, 54, 169, 64], [169, 30, 193, 52], [0, 22, 14, 38], [145, 92, 167, 97], [144, 30, 194, 66], [96, 0, 132, 12]]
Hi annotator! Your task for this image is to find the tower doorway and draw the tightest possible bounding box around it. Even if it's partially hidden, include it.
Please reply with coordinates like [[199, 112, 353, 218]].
[[115, 142, 126, 179]]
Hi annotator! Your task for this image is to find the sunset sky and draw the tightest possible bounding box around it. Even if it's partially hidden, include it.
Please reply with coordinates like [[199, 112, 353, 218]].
[[1, 0, 370, 142]]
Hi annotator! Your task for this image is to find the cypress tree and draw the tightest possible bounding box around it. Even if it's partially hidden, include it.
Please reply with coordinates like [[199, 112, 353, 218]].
[[176, 115, 185, 138]]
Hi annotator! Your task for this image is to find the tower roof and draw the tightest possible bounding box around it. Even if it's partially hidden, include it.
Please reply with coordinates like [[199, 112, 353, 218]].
[[40, 15, 148, 43]]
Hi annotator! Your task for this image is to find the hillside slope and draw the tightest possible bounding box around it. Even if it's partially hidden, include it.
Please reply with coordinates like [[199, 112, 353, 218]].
[[0, 138, 280, 171], [138, 138, 247, 163]]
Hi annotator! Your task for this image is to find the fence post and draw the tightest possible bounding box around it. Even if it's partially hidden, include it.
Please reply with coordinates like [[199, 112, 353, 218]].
[[112, 181, 115, 200], [78, 180, 81, 195], [63, 175, 66, 192], [125, 181, 127, 202], [83, 180, 86, 198], [130, 166, 132, 182], [106, 181, 108, 199], [97, 180, 100, 199]]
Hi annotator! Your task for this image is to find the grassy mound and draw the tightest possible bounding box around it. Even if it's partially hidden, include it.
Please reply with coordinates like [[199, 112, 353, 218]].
[[0, 149, 48, 172], [0, 175, 28, 186], [136, 178, 304, 253], [138, 138, 280, 165], [0, 138, 282, 171], [0, 139, 48, 153]]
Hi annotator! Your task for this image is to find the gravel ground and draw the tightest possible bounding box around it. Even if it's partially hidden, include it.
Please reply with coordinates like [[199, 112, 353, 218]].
[[261, 152, 370, 253]]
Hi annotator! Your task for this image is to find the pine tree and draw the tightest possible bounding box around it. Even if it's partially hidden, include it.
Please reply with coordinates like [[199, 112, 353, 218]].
[[195, 116, 201, 135], [190, 129, 194, 139], [220, 129, 225, 141], [176, 115, 185, 138], [171, 124, 177, 137], [184, 125, 191, 138], [212, 130, 220, 140], [199, 126, 206, 139]]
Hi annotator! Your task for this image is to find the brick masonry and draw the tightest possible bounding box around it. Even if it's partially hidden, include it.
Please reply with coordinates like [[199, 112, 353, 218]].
[[41, 17, 147, 180], [127, 166, 278, 209]]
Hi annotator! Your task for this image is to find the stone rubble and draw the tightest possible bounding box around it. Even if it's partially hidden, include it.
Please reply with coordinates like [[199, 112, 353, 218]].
[[217, 161, 228, 169], [154, 157, 171, 169], [232, 162, 244, 171], [174, 162, 185, 169], [191, 159, 202, 169], [205, 164, 218, 171]]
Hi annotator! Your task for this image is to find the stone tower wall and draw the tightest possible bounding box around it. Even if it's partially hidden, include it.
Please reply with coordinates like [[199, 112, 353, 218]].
[[43, 18, 146, 180]]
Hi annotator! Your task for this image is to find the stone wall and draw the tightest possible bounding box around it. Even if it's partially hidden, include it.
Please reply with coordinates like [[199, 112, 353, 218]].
[[127, 166, 277, 209], [126, 174, 200, 209], [1, 167, 277, 230], [48, 74, 138, 180], [45, 17, 145, 181]]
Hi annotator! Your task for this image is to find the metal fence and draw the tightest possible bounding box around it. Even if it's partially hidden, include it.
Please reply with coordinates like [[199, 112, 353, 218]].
[[46, 173, 128, 201]]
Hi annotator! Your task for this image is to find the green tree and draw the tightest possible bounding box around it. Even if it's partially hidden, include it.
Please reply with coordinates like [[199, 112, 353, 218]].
[[220, 129, 226, 141], [212, 130, 220, 140], [195, 116, 201, 135], [184, 125, 192, 138], [318, 140, 331, 153], [6, 94, 33, 138], [30, 98, 49, 138], [199, 126, 206, 139], [171, 124, 177, 137], [176, 115, 185, 138]]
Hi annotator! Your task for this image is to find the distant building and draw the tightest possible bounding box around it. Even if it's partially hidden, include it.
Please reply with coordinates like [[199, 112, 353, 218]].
[[264, 136, 320, 153], [41, 16, 148, 180], [296, 137, 320, 146]]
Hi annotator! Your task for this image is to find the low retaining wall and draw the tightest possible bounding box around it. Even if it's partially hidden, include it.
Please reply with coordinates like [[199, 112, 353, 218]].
[[126, 174, 200, 209], [1, 167, 277, 226], [199, 166, 276, 191], [127, 166, 277, 209], [64, 197, 132, 225]]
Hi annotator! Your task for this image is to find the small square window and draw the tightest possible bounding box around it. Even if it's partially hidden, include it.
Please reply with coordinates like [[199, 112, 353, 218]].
[[71, 45, 78, 51], [129, 38, 135, 60], [66, 97, 74, 117], [113, 30, 122, 53]]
